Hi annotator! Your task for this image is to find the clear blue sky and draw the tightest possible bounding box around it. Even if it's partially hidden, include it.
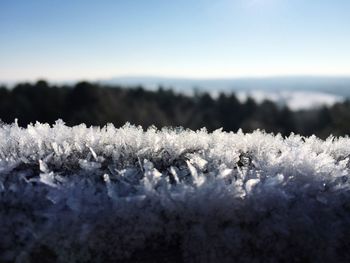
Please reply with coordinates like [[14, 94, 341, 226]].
[[1, 0, 350, 81]]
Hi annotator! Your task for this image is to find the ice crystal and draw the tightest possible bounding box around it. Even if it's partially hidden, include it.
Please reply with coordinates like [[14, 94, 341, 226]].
[[0, 120, 350, 262]]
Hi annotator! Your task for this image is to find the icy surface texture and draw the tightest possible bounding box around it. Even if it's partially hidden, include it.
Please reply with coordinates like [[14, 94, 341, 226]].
[[1, 120, 350, 262]]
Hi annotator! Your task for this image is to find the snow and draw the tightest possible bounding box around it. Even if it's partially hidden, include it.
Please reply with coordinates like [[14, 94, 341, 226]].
[[1, 121, 350, 262]]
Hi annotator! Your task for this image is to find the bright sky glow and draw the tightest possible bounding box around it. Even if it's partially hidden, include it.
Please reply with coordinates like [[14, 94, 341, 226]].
[[1, 0, 350, 81]]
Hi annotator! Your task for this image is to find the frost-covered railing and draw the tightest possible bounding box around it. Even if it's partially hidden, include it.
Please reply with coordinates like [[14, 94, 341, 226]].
[[1, 121, 350, 262]]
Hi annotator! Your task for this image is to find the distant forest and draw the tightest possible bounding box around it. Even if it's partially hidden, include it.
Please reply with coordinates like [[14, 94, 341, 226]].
[[1, 80, 350, 138]]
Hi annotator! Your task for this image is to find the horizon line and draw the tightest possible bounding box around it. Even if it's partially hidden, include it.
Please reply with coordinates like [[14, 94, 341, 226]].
[[2, 74, 350, 85]]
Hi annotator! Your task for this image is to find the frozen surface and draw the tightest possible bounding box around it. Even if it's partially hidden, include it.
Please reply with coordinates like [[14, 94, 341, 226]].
[[1, 121, 350, 262]]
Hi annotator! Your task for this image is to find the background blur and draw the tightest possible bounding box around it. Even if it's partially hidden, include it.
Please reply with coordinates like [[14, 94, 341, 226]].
[[1, 0, 350, 137]]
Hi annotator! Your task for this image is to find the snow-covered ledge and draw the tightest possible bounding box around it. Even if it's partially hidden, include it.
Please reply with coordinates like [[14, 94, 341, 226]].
[[1, 121, 350, 262]]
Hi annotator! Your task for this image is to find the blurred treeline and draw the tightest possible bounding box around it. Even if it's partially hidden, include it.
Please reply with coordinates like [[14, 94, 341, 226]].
[[0, 80, 349, 138]]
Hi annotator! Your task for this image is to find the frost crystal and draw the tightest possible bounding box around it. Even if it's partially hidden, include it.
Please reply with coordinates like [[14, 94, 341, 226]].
[[0, 121, 350, 262]]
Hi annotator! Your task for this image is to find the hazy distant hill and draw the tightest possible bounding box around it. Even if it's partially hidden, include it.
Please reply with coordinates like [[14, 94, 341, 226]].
[[101, 76, 350, 110], [102, 76, 350, 96]]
